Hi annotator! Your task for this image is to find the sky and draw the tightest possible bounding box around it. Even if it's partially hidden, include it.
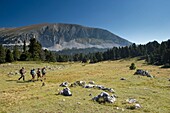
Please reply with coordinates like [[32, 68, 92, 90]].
[[0, 0, 170, 44]]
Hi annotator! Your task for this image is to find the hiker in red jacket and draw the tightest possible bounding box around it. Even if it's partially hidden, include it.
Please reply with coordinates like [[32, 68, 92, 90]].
[[37, 68, 41, 81]]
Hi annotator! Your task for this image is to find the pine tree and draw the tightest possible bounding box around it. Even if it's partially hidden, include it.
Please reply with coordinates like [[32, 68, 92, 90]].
[[23, 40, 26, 53], [47, 51, 56, 62], [0, 45, 6, 63], [5, 49, 14, 62], [28, 38, 42, 60], [13, 45, 20, 61], [73, 54, 79, 61], [95, 52, 103, 62]]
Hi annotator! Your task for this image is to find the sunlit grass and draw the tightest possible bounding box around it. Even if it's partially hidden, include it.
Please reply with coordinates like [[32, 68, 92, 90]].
[[0, 59, 170, 113]]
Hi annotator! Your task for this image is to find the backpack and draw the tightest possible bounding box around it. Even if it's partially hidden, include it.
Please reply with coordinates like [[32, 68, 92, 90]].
[[30, 69, 34, 75], [20, 69, 23, 74], [42, 68, 46, 74]]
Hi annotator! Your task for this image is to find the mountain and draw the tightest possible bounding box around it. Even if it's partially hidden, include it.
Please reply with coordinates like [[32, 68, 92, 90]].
[[0, 23, 132, 51]]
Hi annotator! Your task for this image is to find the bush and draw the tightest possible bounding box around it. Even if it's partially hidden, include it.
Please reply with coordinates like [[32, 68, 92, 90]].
[[129, 63, 136, 70]]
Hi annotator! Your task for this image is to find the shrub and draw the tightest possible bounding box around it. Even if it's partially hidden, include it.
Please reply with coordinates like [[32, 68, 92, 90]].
[[129, 63, 136, 70]]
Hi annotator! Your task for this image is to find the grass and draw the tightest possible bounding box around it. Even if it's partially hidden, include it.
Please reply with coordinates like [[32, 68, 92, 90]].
[[0, 58, 170, 113]]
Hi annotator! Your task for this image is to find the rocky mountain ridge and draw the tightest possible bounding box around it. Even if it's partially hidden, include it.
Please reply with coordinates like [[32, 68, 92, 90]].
[[0, 23, 132, 51]]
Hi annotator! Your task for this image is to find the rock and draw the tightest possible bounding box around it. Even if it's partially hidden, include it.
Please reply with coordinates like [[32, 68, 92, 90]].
[[92, 91, 116, 103], [135, 103, 141, 109], [116, 107, 120, 110], [126, 98, 137, 104], [60, 82, 69, 87], [116, 107, 125, 111], [70, 81, 86, 87], [122, 108, 125, 111], [76, 81, 86, 86], [70, 83, 78, 87], [84, 84, 94, 88], [120, 77, 126, 80], [94, 85, 105, 90], [89, 81, 95, 84], [77, 102, 82, 105], [59, 87, 72, 96], [102, 87, 115, 93], [107, 95, 116, 103], [134, 69, 153, 78], [8, 72, 14, 76]]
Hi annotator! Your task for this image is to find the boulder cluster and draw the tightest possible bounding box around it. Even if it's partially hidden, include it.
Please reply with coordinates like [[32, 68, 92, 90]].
[[126, 98, 142, 110], [58, 81, 115, 103], [92, 91, 116, 103], [59, 87, 72, 96], [134, 69, 154, 78], [58, 80, 142, 111]]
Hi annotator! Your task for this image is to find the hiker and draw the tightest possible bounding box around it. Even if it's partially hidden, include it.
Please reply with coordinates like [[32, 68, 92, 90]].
[[18, 67, 26, 81], [37, 68, 41, 80], [30, 69, 36, 81], [41, 67, 46, 80]]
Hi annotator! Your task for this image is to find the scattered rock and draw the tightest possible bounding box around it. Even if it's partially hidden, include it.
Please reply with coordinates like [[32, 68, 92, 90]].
[[77, 102, 82, 105], [70, 81, 115, 93], [126, 98, 137, 104], [135, 103, 141, 109], [92, 91, 116, 103], [70, 81, 86, 87], [60, 82, 69, 87], [134, 69, 154, 78], [120, 77, 126, 80], [84, 84, 94, 88], [116, 107, 125, 111], [126, 98, 141, 110], [59, 87, 72, 96], [102, 87, 115, 93], [76, 81, 86, 86], [7, 72, 14, 76], [89, 81, 95, 84]]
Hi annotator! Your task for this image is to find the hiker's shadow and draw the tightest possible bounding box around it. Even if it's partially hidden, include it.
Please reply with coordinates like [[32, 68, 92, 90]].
[[6, 80, 18, 82], [17, 80, 33, 83], [6, 79, 33, 83]]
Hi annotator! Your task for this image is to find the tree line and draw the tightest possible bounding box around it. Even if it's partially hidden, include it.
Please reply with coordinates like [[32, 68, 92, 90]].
[[0, 38, 56, 63], [0, 38, 170, 67]]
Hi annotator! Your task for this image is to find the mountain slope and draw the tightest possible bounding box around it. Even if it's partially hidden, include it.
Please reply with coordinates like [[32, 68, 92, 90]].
[[0, 23, 132, 51]]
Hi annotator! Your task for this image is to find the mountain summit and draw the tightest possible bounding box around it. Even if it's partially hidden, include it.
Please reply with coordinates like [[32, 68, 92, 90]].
[[0, 23, 132, 51]]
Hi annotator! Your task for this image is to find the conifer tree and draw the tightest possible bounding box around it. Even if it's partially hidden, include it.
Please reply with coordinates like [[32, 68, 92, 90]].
[[0, 45, 6, 63], [23, 40, 26, 53], [28, 38, 42, 60], [13, 45, 20, 61], [6, 49, 14, 62]]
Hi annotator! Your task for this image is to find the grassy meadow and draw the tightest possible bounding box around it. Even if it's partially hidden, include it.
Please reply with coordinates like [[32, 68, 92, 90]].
[[0, 59, 170, 113]]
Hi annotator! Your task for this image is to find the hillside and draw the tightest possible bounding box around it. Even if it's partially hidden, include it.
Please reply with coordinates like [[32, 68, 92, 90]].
[[0, 59, 169, 113], [0, 23, 132, 51]]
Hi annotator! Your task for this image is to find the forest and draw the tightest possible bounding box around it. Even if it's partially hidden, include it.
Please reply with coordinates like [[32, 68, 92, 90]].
[[0, 38, 170, 67]]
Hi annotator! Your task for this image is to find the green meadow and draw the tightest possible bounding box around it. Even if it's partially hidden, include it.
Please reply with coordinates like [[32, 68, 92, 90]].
[[0, 59, 170, 113]]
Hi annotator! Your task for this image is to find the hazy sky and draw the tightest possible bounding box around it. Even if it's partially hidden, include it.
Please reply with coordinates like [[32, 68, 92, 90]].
[[0, 0, 170, 44]]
